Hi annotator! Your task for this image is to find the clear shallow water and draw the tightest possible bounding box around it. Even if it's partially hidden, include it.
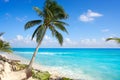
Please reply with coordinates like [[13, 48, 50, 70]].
[[12, 48, 120, 80]]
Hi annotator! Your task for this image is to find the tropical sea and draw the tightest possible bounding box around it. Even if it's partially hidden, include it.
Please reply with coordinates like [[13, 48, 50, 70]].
[[12, 48, 120, 80]]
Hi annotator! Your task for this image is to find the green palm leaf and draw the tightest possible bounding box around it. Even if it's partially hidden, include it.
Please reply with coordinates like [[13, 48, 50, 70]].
[[0, 40, 12, 53], [25, 20, 42, 30], [53, 21, 68, 33], [48, 1, 68, 20], [49, 25, 55, 36], [0, 40, 3, 47], [36, 25, 47, 42], [106, 38, 120, 43], [54, 30, 63, 45], [54, 21, 68, 25], [49, 26, 63, 45], [0, 49, 12, 53], [31, 25, 43, 40], [33, 7, 43, 17], [44, 7, 54, 19]]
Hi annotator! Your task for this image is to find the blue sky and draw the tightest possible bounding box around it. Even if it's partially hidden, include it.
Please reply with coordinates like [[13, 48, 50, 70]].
[[0, 0, 120, 48]]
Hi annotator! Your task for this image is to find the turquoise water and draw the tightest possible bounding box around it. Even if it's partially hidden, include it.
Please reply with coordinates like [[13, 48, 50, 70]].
[[12, 48, 120, 80]]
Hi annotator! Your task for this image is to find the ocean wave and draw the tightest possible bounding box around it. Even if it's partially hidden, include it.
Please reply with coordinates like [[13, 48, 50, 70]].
[[14, 51, 62, 55], [44, 66, 92, 80], [14, 51, 72, 55]]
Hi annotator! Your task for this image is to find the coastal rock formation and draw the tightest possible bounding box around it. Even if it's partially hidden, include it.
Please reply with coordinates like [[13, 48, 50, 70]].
[[0, 55, 26, 80]]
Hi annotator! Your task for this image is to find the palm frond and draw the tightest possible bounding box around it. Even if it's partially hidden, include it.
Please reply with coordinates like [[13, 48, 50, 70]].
[[54, 29, 63, 45], [0, 40, 12, 53], [47, 7, 54, 18], [45, 0, 68, 20], [31, 25, 43, 40], [3, 42, 11, 48], [36, 25, 47, 42], [49, 26, 63, 45], [33, 7, 43, 17], [49, 1, 68, 20], [106, 37, 120, 43], [54, 21, 69, 26], [0, 40, 3, 47], [0, 49, 13, 53], [25, 20, 42, 30], [49, 25, 55, 36], [53, 21, 68, 34]]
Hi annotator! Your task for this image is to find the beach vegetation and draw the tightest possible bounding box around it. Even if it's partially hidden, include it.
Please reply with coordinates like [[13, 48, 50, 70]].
[[62, 77, 73, 80], [32, 71, 50, 80], [0, 32, 12, 53], [12, 63, 28, 71]]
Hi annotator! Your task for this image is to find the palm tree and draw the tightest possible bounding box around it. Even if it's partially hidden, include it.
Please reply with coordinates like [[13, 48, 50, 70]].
[[0, 32, 12, 53], [24, 0, 68, 78], [0, 40, 13, 53], [106, 37, 120, 44]]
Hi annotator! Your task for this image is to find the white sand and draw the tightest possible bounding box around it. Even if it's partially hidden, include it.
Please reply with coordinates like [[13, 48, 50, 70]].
[[0, 52, 89, 80], [0, 52, 62, 77]]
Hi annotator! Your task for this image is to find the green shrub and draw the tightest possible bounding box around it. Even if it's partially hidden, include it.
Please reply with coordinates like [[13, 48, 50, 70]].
[[62, 77, 73, 80], [32, 71, 50, 80], [13, 63, 28, 71]]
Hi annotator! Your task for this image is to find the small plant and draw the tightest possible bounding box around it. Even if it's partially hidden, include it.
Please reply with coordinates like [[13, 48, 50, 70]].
[[12, 63, 28, 71], [32, 71, 50, 80], [62, 77, 73, 80]]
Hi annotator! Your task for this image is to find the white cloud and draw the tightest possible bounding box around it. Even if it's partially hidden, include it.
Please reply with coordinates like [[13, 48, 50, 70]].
[[101, 29, 110, 32], [9, 35, 36, 48], [16, 35, 24, 41], [63, 38, 118, 48], [2, 35, 119, 48], [16, 16, 27, 22], [0, 36, 4, 41], [79, 10, 103, 22], [44, 35, 51, 40], [4, 0, 9, 2], [21, 36, 119, 48], [87, 10, 102, 17]]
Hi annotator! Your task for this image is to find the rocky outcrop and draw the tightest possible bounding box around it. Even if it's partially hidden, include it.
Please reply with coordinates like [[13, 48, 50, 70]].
[[0, 55, 26, 80]]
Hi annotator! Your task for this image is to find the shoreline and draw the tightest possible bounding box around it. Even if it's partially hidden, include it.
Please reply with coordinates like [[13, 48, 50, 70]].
[[0, 52, 61, 78], [0, 52, 93, 80], [0, 52, 86, 80]]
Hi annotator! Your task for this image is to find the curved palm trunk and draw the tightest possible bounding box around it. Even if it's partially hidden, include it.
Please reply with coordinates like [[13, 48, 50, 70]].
[[26, 27, 47, 79], [28, 43, 40, 70], [26, 42, 41, 78]]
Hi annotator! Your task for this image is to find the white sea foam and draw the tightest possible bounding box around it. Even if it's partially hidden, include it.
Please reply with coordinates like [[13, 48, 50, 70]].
[[15, 52, 55, 55], [39, 52, 55, 55], [15, 51, 72, 55]]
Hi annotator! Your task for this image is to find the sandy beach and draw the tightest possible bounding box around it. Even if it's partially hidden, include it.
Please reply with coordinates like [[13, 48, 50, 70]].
[[0, 52, 61, 78], [0, 52, 86, 80]]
